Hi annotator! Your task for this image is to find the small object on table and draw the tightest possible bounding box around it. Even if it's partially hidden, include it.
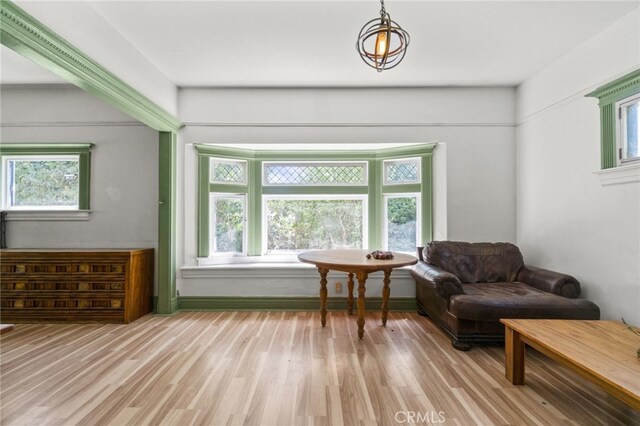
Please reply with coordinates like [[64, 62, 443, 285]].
[[368, 250, 394, 260]]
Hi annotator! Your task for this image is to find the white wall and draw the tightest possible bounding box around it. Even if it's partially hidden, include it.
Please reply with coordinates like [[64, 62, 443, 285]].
[[1, 85, 160, 292], [18, 2, 178, 116], [177, 86, 517, 297], [516, 10, 640, 324]]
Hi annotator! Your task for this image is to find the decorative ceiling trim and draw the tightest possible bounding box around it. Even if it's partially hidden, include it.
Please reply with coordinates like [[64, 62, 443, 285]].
[[0, 0, 182, 132]]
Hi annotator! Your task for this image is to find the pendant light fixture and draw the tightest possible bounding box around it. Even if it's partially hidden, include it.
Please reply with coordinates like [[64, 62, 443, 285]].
[[356, 0, 410, 72]]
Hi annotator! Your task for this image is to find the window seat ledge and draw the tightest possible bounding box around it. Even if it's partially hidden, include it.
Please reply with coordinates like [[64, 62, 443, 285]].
[[180, 263, 414, 279], [593, 162, 640, 185], [3, 210, 91, 221]]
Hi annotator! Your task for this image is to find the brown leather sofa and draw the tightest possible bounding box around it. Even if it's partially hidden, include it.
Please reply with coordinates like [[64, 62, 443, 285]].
[[412, 241, 600, 350]]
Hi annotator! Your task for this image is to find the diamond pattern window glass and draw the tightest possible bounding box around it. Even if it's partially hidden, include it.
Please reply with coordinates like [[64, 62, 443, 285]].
[[210, 159, 247, 184], [384, 158, 420, 184], [264, 162, 367, 185]]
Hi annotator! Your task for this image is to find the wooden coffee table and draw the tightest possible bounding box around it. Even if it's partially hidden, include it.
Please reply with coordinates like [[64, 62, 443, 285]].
[[298, 249, 417, 339], [501, 319, 640, 410]]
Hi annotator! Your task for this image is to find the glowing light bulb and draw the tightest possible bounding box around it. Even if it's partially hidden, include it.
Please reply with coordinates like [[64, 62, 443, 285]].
[[375, 31, 388, 57]]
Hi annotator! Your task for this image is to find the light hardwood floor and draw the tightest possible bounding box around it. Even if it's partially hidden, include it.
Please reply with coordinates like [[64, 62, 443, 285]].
[[1, 311, 638, 425]]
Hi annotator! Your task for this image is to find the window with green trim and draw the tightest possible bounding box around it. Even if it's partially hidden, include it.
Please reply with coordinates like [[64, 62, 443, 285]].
[[587, 69, 640, 169], [195, 144, 435, 258], [0, 144, 92, 210]]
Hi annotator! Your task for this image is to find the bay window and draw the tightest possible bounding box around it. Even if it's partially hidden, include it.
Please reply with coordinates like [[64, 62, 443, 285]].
[[196, 144, 435, 260]]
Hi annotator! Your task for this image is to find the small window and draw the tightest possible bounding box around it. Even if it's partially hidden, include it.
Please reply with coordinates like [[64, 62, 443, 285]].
[[264, 196, 366, 254], [384, 194, 420, 252], [263, 162, 367, 186], [1, 144, 92, 211], [210, 158, 247, 184], [210, 194, 246, 255], [3, 156, 79, 209], [384, 158, 420, 184], [618, 95, 640, 163]]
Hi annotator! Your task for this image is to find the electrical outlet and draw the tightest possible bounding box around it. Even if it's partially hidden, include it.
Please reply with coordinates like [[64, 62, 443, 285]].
[[335, 281, 343, 293]]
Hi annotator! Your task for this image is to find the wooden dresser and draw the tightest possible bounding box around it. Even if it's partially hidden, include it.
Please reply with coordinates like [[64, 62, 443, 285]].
[[0, 249, 154, 323]]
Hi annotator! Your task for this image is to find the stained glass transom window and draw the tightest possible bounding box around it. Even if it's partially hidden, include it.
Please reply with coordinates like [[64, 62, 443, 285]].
[[384, 158, 420, 184], [211, 159, 247, 184], [264, 163, 367, 185]]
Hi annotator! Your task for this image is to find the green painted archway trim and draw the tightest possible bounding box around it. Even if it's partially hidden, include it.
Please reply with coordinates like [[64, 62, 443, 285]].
[[157, 132, 178, 314], [0, 0, 182, 132]]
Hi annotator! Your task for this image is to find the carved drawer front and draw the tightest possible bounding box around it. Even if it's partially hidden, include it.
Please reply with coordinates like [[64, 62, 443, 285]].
[[26, 281, 126, 292], [1, 298, 125, 310], [0, 264, 27, 274], [0, 249, 153, 323], [0, 262, 125, 275], [0, 281, 27, 291]]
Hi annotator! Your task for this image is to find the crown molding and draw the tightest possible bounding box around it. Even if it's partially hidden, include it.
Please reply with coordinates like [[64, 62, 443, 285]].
[[0, 0, 182, 132]]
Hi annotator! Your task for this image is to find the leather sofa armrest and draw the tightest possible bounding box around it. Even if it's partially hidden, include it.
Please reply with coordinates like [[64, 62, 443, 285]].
[[412, 262, 464, 299], [517, 265, 581, 298]]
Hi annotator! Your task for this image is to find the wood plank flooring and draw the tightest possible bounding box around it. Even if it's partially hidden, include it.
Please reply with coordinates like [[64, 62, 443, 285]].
[[1, 311, 638, 425]]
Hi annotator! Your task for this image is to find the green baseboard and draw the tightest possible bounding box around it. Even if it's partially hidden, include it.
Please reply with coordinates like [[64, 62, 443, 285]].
[[176, 296, 417, 312]]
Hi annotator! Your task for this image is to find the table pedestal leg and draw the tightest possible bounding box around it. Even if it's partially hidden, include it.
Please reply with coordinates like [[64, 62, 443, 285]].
[[319, 268, 329, 327], [505, 326, 525, 384], [347, 273, 354, 315], [381, 269, 391, 326], [356, 271, 368, 340]]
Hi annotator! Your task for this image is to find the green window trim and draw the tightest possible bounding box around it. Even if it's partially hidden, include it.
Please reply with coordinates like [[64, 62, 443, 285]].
[[195, 143, 436, 257], [586, 69, 640, 169], [0, 143, 93, 210]]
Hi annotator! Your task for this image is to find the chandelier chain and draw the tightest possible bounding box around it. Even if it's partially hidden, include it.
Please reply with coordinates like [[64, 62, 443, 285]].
[[379, 0, 386, 16]]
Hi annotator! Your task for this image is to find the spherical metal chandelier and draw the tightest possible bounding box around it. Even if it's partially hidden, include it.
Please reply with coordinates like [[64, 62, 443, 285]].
[[356, 0, 410, 72]]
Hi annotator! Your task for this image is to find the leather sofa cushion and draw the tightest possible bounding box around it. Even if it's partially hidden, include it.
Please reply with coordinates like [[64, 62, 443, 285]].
[[425, 241, 524, 283], [449, 282, 600, 321]]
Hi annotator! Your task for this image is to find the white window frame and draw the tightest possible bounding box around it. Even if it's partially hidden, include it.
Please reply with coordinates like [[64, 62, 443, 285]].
[[616, 94, 640, 165], [209, 193, 248, 257], [262, 194, 369, 255], [383, 157, 421, 185], [262, 161, 369, 186], [382, 193, 421, 253], [2, 154, 80, 211], [210, 157, 248, 185]]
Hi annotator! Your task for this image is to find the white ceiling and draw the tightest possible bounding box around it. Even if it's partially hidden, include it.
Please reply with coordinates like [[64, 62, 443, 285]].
[[2, 1, 638, 87]]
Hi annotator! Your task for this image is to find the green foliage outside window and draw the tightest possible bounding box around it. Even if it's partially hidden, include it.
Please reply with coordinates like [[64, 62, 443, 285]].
[[213, 197, 244, 253], [266, 199, 363, 253], [11, 159, 79, 207], [387, 197, 417, 252]]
